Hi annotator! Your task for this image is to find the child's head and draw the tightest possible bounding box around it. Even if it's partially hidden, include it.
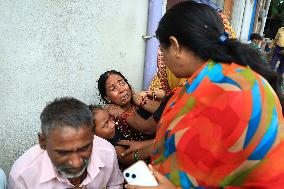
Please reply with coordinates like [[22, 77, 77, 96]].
[[89, 105, 116, 139], [250, 33, 263, 45]]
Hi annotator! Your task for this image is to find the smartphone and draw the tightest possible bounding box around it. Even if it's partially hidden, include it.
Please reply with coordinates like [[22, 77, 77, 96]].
[[123, 160, 158, 186]]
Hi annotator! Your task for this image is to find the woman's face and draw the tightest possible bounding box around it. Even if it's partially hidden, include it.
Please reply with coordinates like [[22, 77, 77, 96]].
[[104, 74, 132, 106], [160, 44, 180, 76], [93, 109, 116, 139], [160, 40, 203, 78]]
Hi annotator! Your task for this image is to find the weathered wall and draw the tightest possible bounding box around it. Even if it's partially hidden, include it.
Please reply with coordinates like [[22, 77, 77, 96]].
[[0, 0, 148, 174]]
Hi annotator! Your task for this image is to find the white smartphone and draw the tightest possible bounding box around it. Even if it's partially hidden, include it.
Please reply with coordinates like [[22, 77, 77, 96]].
[[123, 160, 158, 186]]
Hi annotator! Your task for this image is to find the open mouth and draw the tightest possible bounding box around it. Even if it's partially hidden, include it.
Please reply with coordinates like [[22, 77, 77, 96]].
[[121, 93, 129, 101]]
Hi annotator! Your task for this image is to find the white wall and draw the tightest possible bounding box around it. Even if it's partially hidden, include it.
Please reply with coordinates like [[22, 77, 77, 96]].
[[231, 0, 246, 39], [0, 0, 148, 174], [230, 0, 255, 42], [239, 0, 254, 42]]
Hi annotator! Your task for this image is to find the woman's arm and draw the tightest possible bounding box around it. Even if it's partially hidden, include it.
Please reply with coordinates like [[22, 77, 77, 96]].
[[125, 113, 157, 135], [132, 94, 161, 114], [117, 140, 154, 157], [136, 89, 166, 100], [105, 103, 157, 135], [133, 89, 166, 113], [128, 93, 173, 134]]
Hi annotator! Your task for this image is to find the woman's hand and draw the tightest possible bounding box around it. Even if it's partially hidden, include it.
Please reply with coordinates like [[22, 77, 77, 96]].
[[135, 89, 166, 101], [125, 164, 176, 189], [132, 94, 143, 106], [104, 104, 124, 117], [118, 140, 151, 157], [136, 90, 149, 98], [153, 89, 165, 99]]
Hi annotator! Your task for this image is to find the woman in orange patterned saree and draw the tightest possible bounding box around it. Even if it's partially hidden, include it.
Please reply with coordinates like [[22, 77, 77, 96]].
[[127, 1, 284, 189]]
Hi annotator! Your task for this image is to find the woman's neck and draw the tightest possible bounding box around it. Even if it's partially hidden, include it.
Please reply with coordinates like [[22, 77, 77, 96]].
[[121, 102, 133, 112]]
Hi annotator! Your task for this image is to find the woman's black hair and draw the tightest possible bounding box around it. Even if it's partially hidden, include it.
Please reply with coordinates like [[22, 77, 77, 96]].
[[97, 70, 132, 104], [156, 1, 283, 112]]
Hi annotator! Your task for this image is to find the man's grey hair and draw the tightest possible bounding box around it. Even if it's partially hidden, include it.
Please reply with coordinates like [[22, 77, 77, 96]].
[[40, 97, 93, 136]]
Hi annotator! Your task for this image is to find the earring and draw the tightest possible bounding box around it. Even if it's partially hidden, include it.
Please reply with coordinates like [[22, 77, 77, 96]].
[[41, 145, 46, 150]]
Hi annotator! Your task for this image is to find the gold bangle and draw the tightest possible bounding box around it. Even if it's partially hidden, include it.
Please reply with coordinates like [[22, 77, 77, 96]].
[[152, 91, 157, 100]]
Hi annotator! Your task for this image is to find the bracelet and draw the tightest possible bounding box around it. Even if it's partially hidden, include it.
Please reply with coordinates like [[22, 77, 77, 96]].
[[120, 110, 134, 124], [133, 150, 139, 161], [139, 96, 147, 107], [151, 91, 157, 100], [146, 90, 157, 100]]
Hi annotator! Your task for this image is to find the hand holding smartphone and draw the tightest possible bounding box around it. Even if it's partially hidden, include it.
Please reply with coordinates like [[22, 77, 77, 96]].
[[123, 161, 158, 186]]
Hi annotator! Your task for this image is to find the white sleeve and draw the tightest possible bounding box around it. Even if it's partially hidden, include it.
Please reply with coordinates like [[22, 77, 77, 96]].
[[106, 150, 124, 189]]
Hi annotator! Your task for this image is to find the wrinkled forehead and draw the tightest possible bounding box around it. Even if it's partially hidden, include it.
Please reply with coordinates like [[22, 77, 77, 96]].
[[105, 74, 126, 87], [46, 125, 93, 145]]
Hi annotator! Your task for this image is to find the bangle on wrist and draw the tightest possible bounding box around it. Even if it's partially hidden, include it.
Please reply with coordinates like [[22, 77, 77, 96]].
[[134, 150, 139, 161], [146, 90, 157, 100], [139, 96, 147, 107], [152, 91, 157, 100]]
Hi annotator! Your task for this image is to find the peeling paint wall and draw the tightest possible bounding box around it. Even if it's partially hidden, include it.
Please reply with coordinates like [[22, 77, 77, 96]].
[[0, 0, 148, 174]]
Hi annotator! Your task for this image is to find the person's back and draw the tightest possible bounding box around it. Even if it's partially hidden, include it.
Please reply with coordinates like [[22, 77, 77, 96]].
[[125, 1, 284, 188], [153, 59, 284, 187]]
